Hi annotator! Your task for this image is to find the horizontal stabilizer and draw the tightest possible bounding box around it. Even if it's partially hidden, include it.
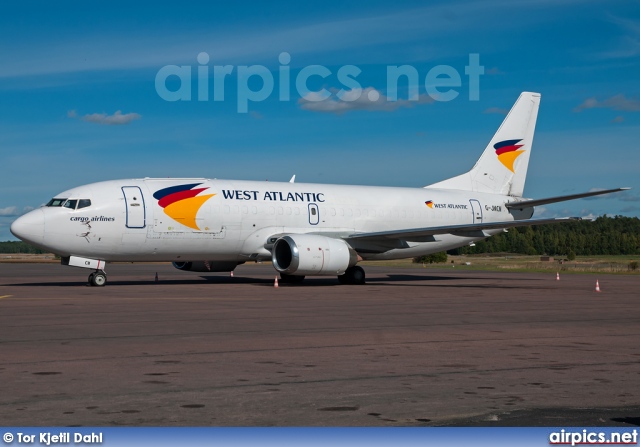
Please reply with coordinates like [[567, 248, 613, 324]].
[[506, 187, 630, 209], [348, 217, 583, 242]]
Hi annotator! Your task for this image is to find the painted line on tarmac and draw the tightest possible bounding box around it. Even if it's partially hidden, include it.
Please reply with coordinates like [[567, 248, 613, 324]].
[[0, 295, 13, 299]]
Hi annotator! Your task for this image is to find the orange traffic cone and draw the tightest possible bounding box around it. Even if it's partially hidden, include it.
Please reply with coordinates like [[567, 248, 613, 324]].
[[595, 280, 601, 292], [556, 272, 560, 281], [155, 272, 158, 282], [274, 277, 279, 288]]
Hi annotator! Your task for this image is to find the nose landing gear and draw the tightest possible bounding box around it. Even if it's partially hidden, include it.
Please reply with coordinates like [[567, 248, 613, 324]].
[[88, 270, 107, 287]]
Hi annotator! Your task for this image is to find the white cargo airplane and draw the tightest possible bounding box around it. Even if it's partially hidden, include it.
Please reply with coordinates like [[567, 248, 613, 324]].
[[11, 92, 628, 286]]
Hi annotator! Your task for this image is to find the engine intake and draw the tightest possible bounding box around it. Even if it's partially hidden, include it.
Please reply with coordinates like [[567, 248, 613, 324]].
[[272, 234, 357, 276]]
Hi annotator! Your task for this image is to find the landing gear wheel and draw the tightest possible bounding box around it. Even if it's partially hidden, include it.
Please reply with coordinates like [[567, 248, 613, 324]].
[[339, 266, 365, 285], [279, 273, 305, 284], [90, 271, 107, 287]]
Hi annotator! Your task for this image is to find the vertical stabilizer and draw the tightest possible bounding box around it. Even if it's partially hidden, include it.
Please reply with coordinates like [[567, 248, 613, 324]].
[[427, 92, 540, 197]]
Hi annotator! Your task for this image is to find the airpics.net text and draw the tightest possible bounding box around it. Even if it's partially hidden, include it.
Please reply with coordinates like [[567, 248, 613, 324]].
[[155, 52, 484, 113]]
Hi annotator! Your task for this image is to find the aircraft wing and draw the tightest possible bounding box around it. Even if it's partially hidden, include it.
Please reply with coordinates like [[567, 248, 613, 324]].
[[506, 187, 630, 209], [347, 217, 583, 242]]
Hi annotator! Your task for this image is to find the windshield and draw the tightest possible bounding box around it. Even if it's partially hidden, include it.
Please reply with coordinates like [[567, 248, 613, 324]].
[[46, 198, 68, 207], [45, 198, 91, 209], [63, 199, 78, 209]]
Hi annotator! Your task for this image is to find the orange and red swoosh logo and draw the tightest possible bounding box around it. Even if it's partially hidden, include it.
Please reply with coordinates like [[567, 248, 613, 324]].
[[153, 183, 215, 230], [494, 139, 525, 173]]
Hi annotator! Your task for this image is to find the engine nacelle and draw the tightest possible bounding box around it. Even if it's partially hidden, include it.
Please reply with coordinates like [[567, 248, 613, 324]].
[[172, 261, 240, 272], [272, 234, 357, 276]]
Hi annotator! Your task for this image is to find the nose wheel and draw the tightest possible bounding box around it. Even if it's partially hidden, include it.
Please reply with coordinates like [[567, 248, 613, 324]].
[[88, 270, 107, 287]]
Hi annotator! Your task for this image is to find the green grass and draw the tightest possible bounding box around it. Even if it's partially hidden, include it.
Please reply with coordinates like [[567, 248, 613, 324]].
[[362, 255, 640, 275]]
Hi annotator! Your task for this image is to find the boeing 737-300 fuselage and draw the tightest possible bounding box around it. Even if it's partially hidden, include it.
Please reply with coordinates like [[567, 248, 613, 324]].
[[10, 93, 629, 286]]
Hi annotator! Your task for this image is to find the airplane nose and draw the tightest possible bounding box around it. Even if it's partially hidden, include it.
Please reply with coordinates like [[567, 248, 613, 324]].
[[10, 209, 45, 245]]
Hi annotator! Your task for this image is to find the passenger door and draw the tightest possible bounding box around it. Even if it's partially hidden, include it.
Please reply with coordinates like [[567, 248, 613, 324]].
[[469, 199, 483, 224], [122, 186, 146, 228]]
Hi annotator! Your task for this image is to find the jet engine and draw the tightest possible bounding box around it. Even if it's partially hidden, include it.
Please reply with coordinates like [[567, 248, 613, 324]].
[[172, 261, 240, 272], [272, 234, 357, 276]]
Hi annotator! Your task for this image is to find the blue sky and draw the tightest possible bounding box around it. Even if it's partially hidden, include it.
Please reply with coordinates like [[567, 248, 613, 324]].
[[1, 0, 639, 240]]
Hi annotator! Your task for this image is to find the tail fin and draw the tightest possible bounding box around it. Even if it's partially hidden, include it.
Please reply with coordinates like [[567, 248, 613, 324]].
[[427, 92, 540, 197]]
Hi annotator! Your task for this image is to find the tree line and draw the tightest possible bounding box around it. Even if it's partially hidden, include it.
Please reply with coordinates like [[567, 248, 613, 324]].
[[449, 215, 640, 256], [0, 241, 47, 254]]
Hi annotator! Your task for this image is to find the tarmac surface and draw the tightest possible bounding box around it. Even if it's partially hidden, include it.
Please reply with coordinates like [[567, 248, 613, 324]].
[[0, 262, 639, 427]]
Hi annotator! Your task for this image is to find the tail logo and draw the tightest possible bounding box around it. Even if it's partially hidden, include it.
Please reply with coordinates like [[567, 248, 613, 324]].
[[494, 139, 525, 173], [153, 183, 215, 230]]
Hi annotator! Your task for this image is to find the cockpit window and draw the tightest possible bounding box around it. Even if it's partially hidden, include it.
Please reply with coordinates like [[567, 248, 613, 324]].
[[63, 199, 78, 209], [46, 198, 91, 209], [46, 198, 68, 207]]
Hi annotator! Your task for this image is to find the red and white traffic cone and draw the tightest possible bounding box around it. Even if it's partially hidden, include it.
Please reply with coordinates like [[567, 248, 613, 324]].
[[155, 272, 158, 282], [556, 272, 560, 281], [595, 280, 601, 292], [274, 277, 279, 288]]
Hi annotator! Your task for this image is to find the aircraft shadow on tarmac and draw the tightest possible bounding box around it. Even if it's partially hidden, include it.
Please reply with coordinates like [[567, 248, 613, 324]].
[[5, 273, 541, 288], [4, 276, 452, 287], [380, 273, 538, 283]]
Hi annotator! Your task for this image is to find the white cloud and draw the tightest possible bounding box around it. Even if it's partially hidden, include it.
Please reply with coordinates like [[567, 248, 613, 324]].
[[573, 94, 640, 112], [0, 206, 33, 217], [621, 205, 640, 213], [79, 110, 142, 125], [299, 87, 435, 114], [583, 188, 607, 198], [0, 206, 19, 216], [619, 192, 640, 202]]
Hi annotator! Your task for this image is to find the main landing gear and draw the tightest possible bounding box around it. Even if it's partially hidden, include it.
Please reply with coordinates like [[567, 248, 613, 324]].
[[276, 267, 366, 285], [279, 273, 306, 284], [338, 266, 366, 285], [88, 270, 107, 287]]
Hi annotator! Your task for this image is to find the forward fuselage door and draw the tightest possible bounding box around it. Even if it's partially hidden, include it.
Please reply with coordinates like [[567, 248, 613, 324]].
[[122, 186, 146, 228], [469, 199, 483, 224]]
